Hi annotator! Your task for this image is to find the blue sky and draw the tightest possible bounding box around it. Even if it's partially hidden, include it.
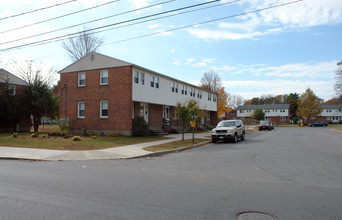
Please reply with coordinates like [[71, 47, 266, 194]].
[[1, 0, 341, 101]]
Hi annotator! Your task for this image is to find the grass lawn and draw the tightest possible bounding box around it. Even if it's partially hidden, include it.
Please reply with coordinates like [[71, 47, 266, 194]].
[[143, 138, 209, 152], [0, 133, 168, 151]]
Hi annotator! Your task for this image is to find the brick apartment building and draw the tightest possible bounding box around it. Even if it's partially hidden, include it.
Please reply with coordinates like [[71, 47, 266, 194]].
[[236, 104, 290, 124], [58, 52, 217, 135], [0, 69, 31, 132]]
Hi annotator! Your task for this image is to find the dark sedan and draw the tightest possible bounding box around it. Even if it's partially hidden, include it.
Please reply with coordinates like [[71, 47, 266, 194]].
[[309, 121, 328, 127], [259, 120, 271, 131]]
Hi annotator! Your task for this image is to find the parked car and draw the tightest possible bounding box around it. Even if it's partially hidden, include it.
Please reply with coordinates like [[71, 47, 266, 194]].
[[211, 120, 245, 143], [259, 120, 271, 131], [308, 121, 328, 127]]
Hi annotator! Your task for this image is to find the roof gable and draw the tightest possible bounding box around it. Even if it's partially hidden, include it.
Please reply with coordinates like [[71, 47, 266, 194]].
[[59, 52, 132, 73], [0, 69, 29, 86]]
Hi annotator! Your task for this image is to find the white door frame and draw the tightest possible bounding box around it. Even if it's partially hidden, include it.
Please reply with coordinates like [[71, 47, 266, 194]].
[[140, 103, 149, 123]]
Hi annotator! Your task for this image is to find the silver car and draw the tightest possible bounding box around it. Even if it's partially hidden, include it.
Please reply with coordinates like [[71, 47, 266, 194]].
[[211, 120, 245, 143]]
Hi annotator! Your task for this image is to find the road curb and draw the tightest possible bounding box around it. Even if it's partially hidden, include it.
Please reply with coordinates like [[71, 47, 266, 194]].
[[131, 140, 212, 159]]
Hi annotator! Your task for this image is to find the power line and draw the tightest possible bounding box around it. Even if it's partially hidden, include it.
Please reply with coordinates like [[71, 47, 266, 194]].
[[105, 0, 303, 45], [0, 0, 303, 52], [0, 0, 120, 35], [0, 0, 221, 51], [0, 0, 175, 46], [0, 0, 77, 21]]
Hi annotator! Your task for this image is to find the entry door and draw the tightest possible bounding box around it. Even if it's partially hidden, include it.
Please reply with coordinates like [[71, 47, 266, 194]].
[[140, 103, 149, 123], [163, 106, 170, 120]]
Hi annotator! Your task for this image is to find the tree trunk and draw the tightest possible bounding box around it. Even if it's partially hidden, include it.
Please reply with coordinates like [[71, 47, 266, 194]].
[[33, 115, 40, 132], [182, 121, 185, 141]]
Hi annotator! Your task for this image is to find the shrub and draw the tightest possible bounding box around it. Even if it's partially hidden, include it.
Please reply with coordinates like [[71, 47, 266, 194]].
[[107, 132, 117, 137], [72, 136, 81, 141], [31, 133, 39, 138], [132, 116, 149, 137], [12, 132, 18, 138], [91, 136, 97, 139]]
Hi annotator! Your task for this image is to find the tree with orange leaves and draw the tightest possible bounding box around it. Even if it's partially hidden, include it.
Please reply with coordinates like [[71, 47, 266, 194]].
[[199, 70, 228, 119]]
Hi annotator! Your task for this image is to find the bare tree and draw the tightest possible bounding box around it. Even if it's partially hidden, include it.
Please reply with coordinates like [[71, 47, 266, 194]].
[[61, 27, 104, 62], [335, 61, 342, 97], [227, 93, 244, 110], [16, 60, 56, 87], [199, 70, 222, 92]]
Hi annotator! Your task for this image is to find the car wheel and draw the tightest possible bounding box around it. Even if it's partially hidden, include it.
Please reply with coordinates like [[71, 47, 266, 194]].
[[311, 125, 314, 127], [323, 125, 326, 127], [212, 139, 217, 143], [233, 133, 238, 143], [241, 131, 245, 140]]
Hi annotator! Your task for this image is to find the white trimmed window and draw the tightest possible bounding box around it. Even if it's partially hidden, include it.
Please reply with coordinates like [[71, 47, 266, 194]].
[[150, 76, 155, 87], [198, 90, 202, 99], [78, 72, 85, 87], [213, 95, 217, 102], [155, 77, 159, 88], [8, 85, 16, 95], [100, 69, 108, 85], [207, 111, 210, 120], [134, 70, 139, 84], [193, 89, 196, 97], [78, 102, 85, 118], [100, 101, 108, 118], [140, 72, 145, 85], [172, 82, 178, 93], [280, 116, 286, 121]]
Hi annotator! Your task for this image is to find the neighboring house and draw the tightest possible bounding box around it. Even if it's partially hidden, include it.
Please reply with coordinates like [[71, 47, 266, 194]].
[[58, 52, 217, 135], [236, 104, 290, 124], [306, 104, 342, 124], [219, 109, 237, 120], [0, 69, 31, 132]]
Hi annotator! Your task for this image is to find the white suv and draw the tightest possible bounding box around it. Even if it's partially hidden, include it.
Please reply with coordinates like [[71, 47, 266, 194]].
[[211, 120, 245, 143]]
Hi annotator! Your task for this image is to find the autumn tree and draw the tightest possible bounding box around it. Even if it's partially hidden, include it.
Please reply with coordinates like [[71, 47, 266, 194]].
[[61, 27, 104, 62], [199, 70, 228, 118], [297, 88, 322, 124], [176, 99, 201, 140]]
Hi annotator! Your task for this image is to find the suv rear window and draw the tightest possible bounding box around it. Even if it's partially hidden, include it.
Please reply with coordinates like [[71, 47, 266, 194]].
[[217, 121, 237, 127]]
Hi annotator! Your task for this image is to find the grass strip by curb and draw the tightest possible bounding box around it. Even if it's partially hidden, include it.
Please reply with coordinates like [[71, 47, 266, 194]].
[[143, 138, 209, 152]]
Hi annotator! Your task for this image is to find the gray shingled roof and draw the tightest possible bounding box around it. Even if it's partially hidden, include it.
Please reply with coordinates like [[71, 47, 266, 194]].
[[236, 104, 290, 110], [0, 69, 29, 86], [321, 104, 342, 109]]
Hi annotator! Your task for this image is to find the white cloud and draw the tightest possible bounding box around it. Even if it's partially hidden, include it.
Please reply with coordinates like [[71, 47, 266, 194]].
[[170, 48, 175, 53], [148, 24, 159, 29], [187, 0, 342, 41], [127, 0, 154, 9]]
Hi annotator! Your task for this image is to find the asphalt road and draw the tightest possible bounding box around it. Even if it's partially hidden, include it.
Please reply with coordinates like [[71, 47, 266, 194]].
[[0, 127, 341, 220]]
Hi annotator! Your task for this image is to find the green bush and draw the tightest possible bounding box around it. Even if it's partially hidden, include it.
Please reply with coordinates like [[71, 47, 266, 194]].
[[31, 133, 39, 138], [91, 136, 97, 139], [132, 116, 149, 137], [12, 132, 18, 138], [72, 136, 81, 141], [106, 132, 117, 137]]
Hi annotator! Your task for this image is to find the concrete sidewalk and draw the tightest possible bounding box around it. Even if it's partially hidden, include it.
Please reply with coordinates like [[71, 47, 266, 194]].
[[0, 132, 211, 161]]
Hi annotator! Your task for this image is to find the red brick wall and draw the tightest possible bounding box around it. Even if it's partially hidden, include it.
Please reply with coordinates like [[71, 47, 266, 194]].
[[59, 66, 133, 135], [149, 104, 163, 127], [0, 83, 31, 132]]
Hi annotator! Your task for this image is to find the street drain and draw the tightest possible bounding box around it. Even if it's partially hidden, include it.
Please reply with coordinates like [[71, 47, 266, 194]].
[[237, 211, 277, 220]]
